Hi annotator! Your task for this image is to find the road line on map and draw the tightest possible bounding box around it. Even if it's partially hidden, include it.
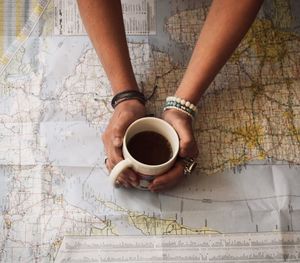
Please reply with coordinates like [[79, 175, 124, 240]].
[[0, 1, 4, 56], [0, 0, 50, 76]]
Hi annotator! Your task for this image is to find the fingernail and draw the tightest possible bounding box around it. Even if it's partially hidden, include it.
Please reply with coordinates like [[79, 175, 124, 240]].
[[113, 137, 122, 147], [130, 181, 138, 187], [129, 176, 137, 184]]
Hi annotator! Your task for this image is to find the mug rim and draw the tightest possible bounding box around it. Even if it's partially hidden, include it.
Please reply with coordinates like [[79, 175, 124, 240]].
[[123, 117, 179, 169]]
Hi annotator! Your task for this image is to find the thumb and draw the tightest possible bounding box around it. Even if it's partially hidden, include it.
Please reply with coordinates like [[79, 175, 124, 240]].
[[177, 124, 198, 158], [113, 136, 123, 148], [112, 123, 127, 147], [112, 114, 134, 147]]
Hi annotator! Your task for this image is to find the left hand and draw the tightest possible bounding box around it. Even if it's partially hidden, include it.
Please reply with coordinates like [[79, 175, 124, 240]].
[[148, 109, 199, 192], [103, 99, 146, 188]]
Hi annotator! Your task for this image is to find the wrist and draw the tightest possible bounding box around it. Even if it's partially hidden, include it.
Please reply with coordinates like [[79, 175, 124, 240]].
[[175, 83, 207, 105], [112, 85, 139, 95], [114, 98, 146, 110], [163, 108, 192, 122], [174, 91, 201, 106], [164, 96, 197, 120], [111, 90, 146, 109]]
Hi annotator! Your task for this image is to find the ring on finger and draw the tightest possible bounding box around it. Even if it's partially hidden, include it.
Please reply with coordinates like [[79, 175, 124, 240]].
[[104, 157, 108, 165], [181, 157, 197, 177]]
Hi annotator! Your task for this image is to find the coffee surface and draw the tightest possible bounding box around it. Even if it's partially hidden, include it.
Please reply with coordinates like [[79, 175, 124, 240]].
[[127, 131, 172, 165]]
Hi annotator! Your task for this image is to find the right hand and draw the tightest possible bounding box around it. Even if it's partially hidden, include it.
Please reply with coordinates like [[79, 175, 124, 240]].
[[148, 108, 199, 192], [102, 99, 146, 188]]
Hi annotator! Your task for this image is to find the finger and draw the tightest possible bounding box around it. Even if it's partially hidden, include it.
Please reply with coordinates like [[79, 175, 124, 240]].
[[116, 174, 131, 188], [177, 124, 198, 158], [112, 113, 133, 147], [119, 169, 139, 187], [148, 162, 184, 192], [105, 159, 114, 172], [102, 119, 128, 155], [118, 169, 141, 188], [106, 156, 139, 187], [107, 144, 123, 168], [163, 109, 199, 158], [106, 159, 131, 188], [108, 147, 135, 182]]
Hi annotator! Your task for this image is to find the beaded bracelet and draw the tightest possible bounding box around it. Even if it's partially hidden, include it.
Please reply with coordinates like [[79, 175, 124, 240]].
[[164, 96, 197, 119]]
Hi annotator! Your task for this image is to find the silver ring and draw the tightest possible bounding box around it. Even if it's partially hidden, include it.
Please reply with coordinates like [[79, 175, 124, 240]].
[[181, 157, 197, 177]]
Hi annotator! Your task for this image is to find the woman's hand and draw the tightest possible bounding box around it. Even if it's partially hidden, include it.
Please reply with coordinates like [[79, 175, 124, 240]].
[[148, 109, 199, 192], [102, 99, 146, 188]]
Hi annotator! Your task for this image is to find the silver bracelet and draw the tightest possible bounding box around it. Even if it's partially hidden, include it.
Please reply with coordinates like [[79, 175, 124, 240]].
[[180, 157, 197, 177]]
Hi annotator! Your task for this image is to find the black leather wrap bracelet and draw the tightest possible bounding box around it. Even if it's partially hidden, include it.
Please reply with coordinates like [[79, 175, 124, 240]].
[[111, 90, 146, 109]]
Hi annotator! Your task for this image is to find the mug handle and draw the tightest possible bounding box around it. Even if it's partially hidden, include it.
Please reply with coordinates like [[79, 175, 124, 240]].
[[109, 159, 133, 187]]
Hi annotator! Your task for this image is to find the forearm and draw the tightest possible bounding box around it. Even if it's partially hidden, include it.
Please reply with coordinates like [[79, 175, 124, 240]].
[[176, 0, 263, 104], [77, 0, 138, 94]]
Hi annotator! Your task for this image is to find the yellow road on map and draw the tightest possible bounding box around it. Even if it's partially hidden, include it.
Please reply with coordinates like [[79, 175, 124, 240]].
[[0, 0, 48, 70], [0, 1, 4, 56], [0, 0, 38, 58]]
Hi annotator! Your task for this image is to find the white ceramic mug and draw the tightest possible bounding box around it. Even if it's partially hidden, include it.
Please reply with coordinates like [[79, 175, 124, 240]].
[[109, 117, 179, 190]]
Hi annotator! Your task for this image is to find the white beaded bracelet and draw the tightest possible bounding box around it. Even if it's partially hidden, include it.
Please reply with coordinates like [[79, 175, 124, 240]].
[[164, 96, 197, 119]]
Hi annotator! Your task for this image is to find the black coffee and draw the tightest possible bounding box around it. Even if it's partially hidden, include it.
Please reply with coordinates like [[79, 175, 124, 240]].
[[127, 131, 172, 165]]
